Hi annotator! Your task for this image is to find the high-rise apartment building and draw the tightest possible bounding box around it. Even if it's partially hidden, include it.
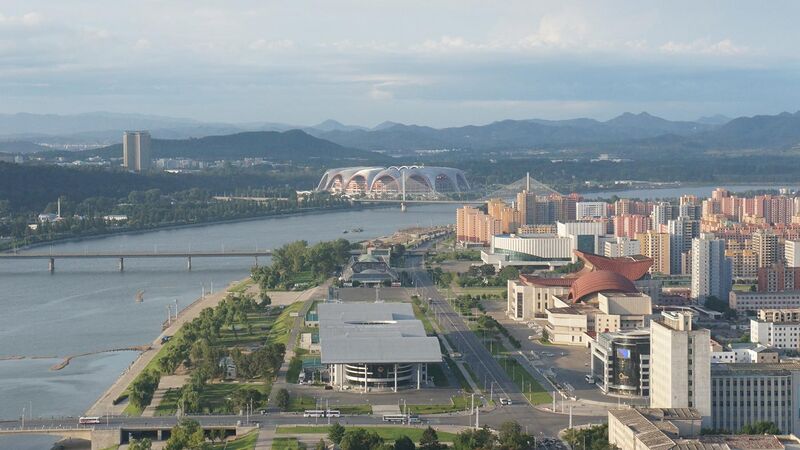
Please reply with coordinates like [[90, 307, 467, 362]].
[[751, 229, 780, 268], [668, 217, 698, 275], [604, 236, 641, 258], [651, 202, 677, 229], [614, 214, 650, 239], [455, 206, 501, 244], [649, 311, 711, 419], [637, 231, 671, 275], [785, 240, 800, 267], [122, 131, 151, 172], [691, 234, 732, 302], [516, 190, 537, 225], [757, 263, 800, 292]]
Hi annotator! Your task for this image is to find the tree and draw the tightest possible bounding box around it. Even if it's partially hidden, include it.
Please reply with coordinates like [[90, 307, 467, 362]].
[[394, 435, 416, 450], [454, 427, 496, 450], [328, 423, 346, 445], [419, 427, 444, 450], [165, 418, 210, 450], [316, 439, 328, 450], [129, 438, 153, 450], [498, 266, 520, 282], [340, 428, 383, 450], [498, 421, 532, 450], [740, 421, 780, 435], [276, 388, 291, 411]]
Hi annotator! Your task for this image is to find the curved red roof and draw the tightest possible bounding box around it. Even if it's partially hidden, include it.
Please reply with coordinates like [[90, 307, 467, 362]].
[[568, 270, 637, 302], [574, 250, 652, 281]]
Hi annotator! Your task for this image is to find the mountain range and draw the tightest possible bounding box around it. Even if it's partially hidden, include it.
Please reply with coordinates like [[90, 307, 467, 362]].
[[3, 110, 800, 158]]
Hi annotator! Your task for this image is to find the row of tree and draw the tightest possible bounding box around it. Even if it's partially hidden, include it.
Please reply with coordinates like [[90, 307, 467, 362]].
[[251, 238, 353, 290]]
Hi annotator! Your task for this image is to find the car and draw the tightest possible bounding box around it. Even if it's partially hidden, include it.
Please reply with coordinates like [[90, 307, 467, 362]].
[[259, 409, 268, 415], [584, 374, 594, 384], [499, 398, 513, 405], [161, 336, 171, 344], [560, 352, 566, 356]]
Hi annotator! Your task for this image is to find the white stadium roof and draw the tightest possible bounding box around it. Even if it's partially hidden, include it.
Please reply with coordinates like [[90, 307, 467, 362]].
[[318, 303, 442, 364]]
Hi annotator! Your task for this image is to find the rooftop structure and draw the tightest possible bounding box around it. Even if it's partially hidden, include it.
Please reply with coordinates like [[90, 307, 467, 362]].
[[318, 303, 441, 392]]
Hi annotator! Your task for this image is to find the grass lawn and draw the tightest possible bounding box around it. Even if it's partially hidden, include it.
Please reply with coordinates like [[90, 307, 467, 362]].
[[276, 426, 458, 443], [154, 388, 182, 416], [733, 283, 755, 292], [269, 301, 305, 346], [451, 286, 506, 297], [288, 393, 317, 412], [337, 404, 373, 415], [497, 355, 552, 404], [199, 382, 270, 414], [408, 394, 474, 414], [411, 299, 435, 336], [229, 278, 255, 294], [217, 312, 277, 347], [272, 437, 305, 450], [212, 431, 258, 450]]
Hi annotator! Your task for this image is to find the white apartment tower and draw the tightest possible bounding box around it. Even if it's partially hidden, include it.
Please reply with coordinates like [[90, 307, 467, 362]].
[[649, 311, 711, 420], [123, 131, 152, 172], [691, 234, 732, 302]]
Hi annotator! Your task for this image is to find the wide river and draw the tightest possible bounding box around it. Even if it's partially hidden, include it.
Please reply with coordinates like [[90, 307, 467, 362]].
[[0, 204, 457, 449]]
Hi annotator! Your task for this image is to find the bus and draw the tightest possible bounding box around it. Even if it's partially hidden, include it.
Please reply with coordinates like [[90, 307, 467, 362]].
[[382, 414, 407, 423], [303, 410, 326, 418], [326, 410, 341, 418], [78, 416, 101, 425]]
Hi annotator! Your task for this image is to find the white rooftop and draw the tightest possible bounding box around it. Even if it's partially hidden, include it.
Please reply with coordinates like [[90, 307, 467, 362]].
[[318, 302, 442, 364]]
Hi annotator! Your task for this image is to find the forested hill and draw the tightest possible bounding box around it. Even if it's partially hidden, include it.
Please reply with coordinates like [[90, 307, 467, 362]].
[[0, 162, 321, 212], [87, 129, 384, 162]]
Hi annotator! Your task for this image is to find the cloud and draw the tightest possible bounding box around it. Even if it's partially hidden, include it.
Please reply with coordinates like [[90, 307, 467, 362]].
[[0, 11, 42, 27], [660, 38, 748, 56], [248, 38, 294, 51], [134, 38, 151, 50]]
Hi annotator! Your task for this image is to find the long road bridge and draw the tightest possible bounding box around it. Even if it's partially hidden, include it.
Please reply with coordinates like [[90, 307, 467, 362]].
[[0, 250, 272, 272]]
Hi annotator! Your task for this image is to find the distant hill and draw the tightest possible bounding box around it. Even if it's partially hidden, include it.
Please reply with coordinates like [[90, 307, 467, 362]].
[[703, 111, 800, 149], [314, 112, 717, 153], [0, 140, 48, 154], [306, 119, 369, 133], [88, 129, 384, 162]]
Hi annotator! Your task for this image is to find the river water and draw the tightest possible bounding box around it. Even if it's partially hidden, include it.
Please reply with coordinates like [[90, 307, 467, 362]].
[[0, 204, 457, 449]]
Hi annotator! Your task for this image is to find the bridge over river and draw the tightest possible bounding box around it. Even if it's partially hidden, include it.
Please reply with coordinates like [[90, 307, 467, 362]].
[[0, 250, 272, 272]]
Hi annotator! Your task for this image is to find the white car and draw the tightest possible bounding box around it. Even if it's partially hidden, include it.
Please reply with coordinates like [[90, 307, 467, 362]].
[[499, 398, 513, 405]]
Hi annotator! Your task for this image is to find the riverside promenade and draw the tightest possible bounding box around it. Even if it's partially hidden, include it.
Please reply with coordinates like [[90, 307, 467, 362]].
[[85, 278, 251, 417]]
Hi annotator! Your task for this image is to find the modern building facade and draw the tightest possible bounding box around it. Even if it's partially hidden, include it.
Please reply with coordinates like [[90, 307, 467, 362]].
[[122, 131, 151, 172], [576, 201, 607, 219], [318, 303, 441, 392], [637, 231, 671, 275], [785, 240, 800, 267], [691, 234, 732, 303], [758, 263, 800, 292], [751, 318, 800, 349], [649, 312, 711, 418], [590, 329, 651, 397], [710, 363, 800, 435]]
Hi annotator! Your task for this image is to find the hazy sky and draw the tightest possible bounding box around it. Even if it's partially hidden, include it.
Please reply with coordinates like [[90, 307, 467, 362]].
[[1, 0, 799, 127]]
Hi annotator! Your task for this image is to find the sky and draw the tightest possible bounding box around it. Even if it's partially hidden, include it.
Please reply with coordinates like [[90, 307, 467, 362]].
[[1, 0, 799, 127]]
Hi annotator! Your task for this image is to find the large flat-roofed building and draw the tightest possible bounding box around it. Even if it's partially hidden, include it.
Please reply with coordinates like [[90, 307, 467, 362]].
[[710, 363, 800, 435], [751, 318, 800, 349], [507, 275, 573, 319], [758, 264, 800, 292], [318, 303, 441, 392], [729, 291, 800, 312], [608, 407, 784, 450], [590, 329, 651, 397]]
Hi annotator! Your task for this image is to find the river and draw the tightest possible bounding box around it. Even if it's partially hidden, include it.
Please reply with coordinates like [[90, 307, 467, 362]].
[[0, 204, 457, 449]]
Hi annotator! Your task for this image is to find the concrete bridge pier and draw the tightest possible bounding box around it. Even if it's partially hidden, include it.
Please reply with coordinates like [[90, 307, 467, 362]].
[[48, 257, 55, 273], [254, 256, 259, 267], [118, 257, 124, 272], [187, 256, 192, 271], [401, 202, 407, 212]]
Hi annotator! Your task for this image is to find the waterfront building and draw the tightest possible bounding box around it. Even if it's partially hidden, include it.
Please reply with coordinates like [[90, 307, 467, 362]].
[[590, 329, 650, 397], [122, 130, 151, 172], [637, 231, 671, 275], [576, 201, 608, 219], [340, 253, 398, 286], [758, 263, 800, 292], [729, 291, 800, 312], [486, 198, 522, 234], [319, 303, 441, 391], [710, 362, 800, 435], [649, 311, 711, 418], [691, 234, 732, 303], [456, 206, 501, 244]]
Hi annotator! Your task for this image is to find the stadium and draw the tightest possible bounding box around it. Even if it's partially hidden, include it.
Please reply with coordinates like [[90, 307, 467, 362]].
[[315, 166, 470, 196]]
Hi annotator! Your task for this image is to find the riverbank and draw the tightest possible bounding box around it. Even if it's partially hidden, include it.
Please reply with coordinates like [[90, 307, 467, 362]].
[[2, 202, 394, 253], [84, 276, 253, 417]]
